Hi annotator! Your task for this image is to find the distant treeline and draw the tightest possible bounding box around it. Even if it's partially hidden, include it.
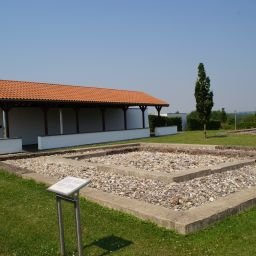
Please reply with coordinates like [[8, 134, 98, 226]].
[[186, 108, 256, 130]]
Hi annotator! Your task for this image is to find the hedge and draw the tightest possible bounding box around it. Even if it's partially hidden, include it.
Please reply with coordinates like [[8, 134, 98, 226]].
[[148, 115, 182, 132], [186, 118, 221, 131], [238, 122, 256, 129]]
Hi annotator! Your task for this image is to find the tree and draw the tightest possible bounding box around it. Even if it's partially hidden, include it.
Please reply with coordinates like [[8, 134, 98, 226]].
[[211, 108, 227, 123], [194, 63, 214, 138], [220, 108, 227, 123], [210, 110, 221, 121]]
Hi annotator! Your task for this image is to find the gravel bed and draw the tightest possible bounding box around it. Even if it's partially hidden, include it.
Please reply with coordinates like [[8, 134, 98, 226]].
[[55, 149, 105, 157], [5, 157, 256, 211], [82, 151, 245, 173]]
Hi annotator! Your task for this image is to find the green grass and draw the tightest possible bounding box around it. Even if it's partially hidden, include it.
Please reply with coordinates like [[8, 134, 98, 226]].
[[135, 130, 256, 147], [54, 130, 256, 152], [1, 170, 256, 255]]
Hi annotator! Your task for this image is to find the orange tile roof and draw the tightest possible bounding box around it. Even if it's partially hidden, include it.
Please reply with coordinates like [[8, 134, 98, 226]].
[[0, 80, 169, 106]]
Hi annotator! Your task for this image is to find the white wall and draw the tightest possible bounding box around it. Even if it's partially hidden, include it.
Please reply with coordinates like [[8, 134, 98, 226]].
[[127, 108, 149, 129], [38, 128, 150, 150], [105, 107, 149, 130], [48, 108, 60, 135], [48, 108, 77, 135], [79, 108, 102, 132], [167, 113, 187, 131], [154, 126, 177, 136], [105, 108, 124, 131], [9, 108, 44, 145], [4, 106, 150, 145], [0, 138, 23, 154], [62, 108, 76, 134]]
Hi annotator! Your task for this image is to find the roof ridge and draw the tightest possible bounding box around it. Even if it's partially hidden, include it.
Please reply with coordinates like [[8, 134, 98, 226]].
[[0, 79, 146, 94]]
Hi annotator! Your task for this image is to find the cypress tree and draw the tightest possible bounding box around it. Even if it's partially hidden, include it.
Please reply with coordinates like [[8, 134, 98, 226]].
[[194, 63, 214, 138]]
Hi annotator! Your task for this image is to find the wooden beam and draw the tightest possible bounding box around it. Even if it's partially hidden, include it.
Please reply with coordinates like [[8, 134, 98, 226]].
[[139, 106, 147, 129], [155, 106, 162, 117]]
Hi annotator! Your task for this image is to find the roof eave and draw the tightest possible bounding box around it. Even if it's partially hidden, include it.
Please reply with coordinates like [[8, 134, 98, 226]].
[[0, 98, 169, 107]]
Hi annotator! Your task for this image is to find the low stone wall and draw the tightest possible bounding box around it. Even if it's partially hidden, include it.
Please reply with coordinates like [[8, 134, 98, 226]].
[[0, 143, 141, 161], [94, 159, 255, 184], [38, 129, 150, 150], [0, 138, 22, 154], [19, 170, 256, 235], [2, 142, 256, 234], [154, 126, 177, 136]]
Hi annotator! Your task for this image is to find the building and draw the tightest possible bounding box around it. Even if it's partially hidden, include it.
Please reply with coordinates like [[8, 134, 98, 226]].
[[0, 80, 168, 153]]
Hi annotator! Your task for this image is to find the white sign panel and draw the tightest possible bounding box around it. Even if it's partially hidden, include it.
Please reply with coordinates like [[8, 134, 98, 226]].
[[48, 176, 91, 196]]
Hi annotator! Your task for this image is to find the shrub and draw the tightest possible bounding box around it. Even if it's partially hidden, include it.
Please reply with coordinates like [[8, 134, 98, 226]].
[[209, 120, 221, 130], [148, 115, 182, 132], [186, 117, 221, 131], [221, 123, 233, 130], [186, 117, 202, 130], [238, 122, 256, 129]]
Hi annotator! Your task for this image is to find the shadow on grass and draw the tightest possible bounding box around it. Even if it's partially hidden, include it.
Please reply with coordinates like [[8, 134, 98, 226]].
[[84, 235, 133, 256]]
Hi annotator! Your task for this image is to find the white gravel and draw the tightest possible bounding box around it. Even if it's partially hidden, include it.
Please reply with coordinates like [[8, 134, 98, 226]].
[[82, 151, 245, 173], [5, 154, 256, 211], [55, 149, 104, 157]]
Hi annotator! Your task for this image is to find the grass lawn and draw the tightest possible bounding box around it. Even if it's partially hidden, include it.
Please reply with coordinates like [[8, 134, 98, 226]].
[[55, 130, 256, 152], [134, 130, 256, 147], [1, 170, 256, 256]]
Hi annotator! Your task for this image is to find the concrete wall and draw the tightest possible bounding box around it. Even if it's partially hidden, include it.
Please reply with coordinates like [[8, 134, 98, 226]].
[[47, 108, 103, 134], [63, 108, 77, 134], [127, 108, 149, 129], [154, 126, 177, 137], [48, 108, 78, 135], [0, 138, 23, 154], [3, 107, 149, 146], [167, 113, 187, 131], [9, 108, 44, 145], [48, 109, 60, 135], [105, 108, 124, 131], [79, 108, 102, 132], [38, 128, 150, 150]]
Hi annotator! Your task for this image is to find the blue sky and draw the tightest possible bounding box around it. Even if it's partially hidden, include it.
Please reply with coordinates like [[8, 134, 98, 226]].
[[1, 0, 256, 113]]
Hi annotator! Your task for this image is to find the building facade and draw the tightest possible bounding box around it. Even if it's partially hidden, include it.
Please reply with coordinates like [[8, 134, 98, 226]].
[[0, 80, 168, 153]]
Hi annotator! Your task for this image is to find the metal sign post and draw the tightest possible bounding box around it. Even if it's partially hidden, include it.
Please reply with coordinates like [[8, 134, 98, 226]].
[[48, 176, 91, 256]]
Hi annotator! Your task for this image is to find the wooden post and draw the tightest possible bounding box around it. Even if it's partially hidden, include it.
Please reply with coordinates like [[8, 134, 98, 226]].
[[101, 108, 106, 131], [155, 106, 162, 117], [139, 106, 147, 129], [59, 108, 64, 135], [122, 106, 128, 130], [42, 107, 49, 136], [74, 108, 80, 133], [2, 107, 10, 138]]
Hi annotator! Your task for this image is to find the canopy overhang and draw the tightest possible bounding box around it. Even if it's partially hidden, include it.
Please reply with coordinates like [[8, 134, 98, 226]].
[[0, 80, 169, 108]]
